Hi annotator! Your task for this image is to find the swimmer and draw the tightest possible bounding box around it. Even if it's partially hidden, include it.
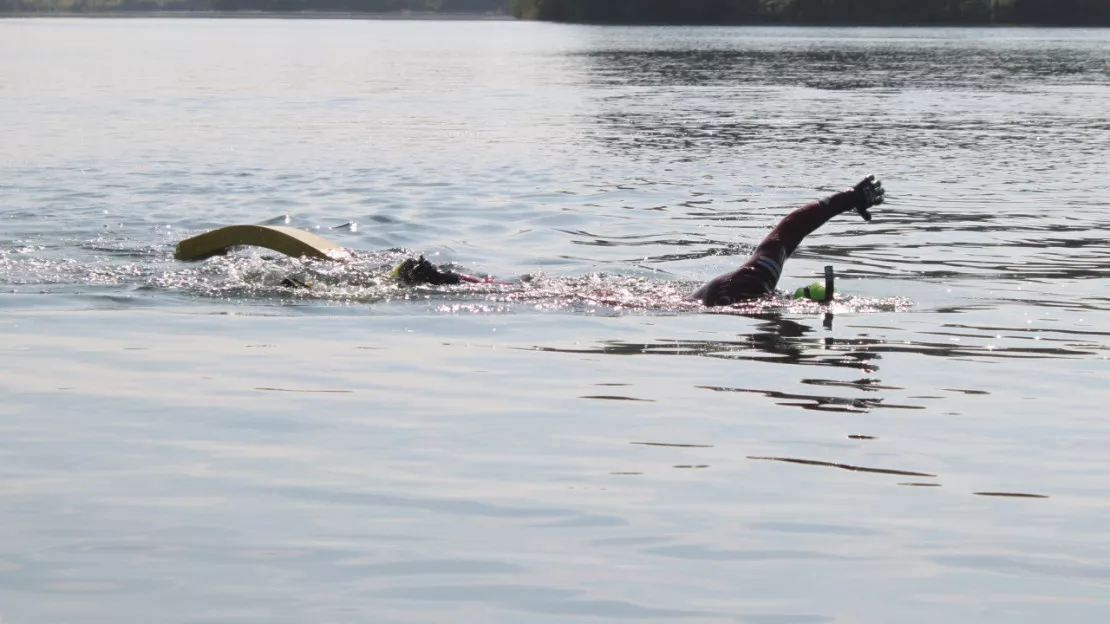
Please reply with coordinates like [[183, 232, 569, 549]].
[[689, 175, 884, 306], [393, 175, 885, 305]]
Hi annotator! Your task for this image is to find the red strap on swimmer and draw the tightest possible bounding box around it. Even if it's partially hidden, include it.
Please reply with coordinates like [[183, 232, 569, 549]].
[[453, 272, 507, 285]]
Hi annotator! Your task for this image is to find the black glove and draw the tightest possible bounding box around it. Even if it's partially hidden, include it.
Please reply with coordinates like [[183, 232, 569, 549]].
[[850, 175, 884, 222]]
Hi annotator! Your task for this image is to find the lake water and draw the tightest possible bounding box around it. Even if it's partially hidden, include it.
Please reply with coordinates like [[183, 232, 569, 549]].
[[2, 18, 1110, 623]]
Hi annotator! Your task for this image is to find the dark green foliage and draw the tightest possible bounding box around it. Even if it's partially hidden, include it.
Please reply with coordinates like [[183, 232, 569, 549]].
[[514, 0, 767, 23], [1011, 0, 1110, 24], [206, 0, 506, 10], [4, 0, 1107, 23], [510, 0, 1110, 24], [2, 0, 508, 11]]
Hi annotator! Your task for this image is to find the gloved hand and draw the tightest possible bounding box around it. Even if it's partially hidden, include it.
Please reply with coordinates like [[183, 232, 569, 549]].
[[850, 174, 884, 221]]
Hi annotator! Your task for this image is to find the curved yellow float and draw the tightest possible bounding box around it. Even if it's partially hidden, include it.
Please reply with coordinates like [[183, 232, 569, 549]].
[[174, 225, 350, 262]]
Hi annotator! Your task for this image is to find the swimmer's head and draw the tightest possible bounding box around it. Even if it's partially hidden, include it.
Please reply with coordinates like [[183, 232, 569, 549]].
[[392, 256, 463, 286]]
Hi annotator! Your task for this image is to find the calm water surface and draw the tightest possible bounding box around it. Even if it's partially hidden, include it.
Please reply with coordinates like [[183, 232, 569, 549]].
[[1, 19, 1109, 623]]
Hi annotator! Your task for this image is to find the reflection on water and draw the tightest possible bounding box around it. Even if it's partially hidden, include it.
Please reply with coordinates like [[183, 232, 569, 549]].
[[533, 310, 1103, 376], [974, 492, 1051, 499], [700, 384, 923, 413], [530, 303, 1100, 501], [748, 456, 937, 478]]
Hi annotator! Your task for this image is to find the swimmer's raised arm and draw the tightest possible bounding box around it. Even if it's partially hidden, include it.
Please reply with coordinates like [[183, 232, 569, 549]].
[[690, 175, 884, 307], [761, 175, 884, 258]]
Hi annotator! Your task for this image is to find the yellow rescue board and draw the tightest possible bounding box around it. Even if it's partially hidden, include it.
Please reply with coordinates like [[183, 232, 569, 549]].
[[174, 225, 349, 262]]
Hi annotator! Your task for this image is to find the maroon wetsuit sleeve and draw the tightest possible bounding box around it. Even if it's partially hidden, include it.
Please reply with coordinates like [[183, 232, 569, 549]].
[[751, 189, 859, 260], [690, 189, 859, 306]]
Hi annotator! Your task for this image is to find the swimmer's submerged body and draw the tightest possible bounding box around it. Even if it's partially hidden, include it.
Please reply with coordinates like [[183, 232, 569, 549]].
[[394, 175, 885, 306]]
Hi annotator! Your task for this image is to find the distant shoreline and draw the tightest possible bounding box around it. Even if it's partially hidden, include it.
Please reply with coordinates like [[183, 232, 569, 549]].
[[0, 10, 515, 20], [4, 13, 1107, 26]]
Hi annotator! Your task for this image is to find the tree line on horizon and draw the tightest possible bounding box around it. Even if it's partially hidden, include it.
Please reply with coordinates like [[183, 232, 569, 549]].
[[1, 0, 507, 12], [509, 0, 1110, 25], [4, 0, 1109, 24]]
